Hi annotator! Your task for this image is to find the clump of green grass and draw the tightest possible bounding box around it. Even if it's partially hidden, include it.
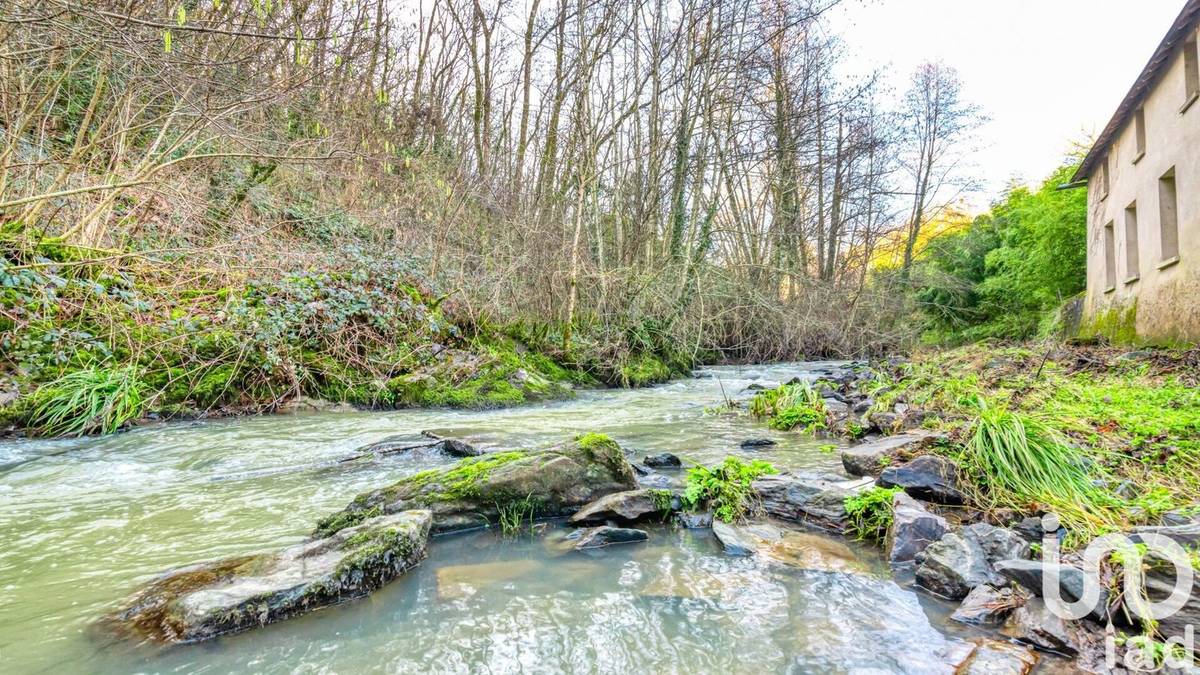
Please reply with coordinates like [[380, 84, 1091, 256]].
[[749, 382, 827, 432], [496, 495, 539, 537], [28, 365, 146, 436], [964, 405, 1117, 536], [844, 486, 902, 541], [682, 456, 777, 523]]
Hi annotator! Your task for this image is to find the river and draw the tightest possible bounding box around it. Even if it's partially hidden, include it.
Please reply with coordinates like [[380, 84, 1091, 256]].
[[0, 362, 1004, 673]]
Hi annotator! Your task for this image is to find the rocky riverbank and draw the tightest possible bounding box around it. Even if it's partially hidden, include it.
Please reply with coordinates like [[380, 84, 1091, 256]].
[[736, 344, 1200, 673]]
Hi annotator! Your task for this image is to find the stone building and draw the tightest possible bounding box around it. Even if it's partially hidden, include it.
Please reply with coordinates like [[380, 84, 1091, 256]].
[[1071, 0, 1200, 344]]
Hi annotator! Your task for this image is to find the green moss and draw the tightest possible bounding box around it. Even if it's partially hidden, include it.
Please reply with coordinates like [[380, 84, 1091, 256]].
[[313, 506, 382, 539], [574, 432, 634, 484], [619, 352, 672, 387], [1080, 302, 1139, 344], [649, 489, 674, 517]]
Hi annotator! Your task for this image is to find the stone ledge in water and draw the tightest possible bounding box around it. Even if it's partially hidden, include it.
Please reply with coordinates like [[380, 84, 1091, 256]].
[[839, 431, 944, 477], [314, 434, 638, 536], [107, 509, 432, 643], [751, 473, 855, 533]]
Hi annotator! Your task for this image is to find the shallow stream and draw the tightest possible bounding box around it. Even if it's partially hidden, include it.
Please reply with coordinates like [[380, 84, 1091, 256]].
[[0, 362, 1007, 673]]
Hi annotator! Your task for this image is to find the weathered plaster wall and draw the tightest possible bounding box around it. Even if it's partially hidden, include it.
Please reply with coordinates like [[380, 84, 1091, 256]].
[[1084, 25, 1200, 345]]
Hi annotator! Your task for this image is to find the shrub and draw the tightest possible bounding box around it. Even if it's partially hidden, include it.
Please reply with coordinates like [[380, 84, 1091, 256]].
[[682, 456, 778, 523]]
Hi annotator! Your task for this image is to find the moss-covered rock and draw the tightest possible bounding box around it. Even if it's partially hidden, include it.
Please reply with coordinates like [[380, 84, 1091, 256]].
[[107, 510, 431, 643], [315, 434, 638, 536]]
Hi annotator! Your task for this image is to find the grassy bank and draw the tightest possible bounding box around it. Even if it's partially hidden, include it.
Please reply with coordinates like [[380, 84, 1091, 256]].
[[743, 342, 1200, 541], [0, 234, 692, 438]]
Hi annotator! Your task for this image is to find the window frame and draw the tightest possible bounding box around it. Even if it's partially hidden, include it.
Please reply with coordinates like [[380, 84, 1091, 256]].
[[1124, 201, 1140, 283], [1157, 168, 1181, 269]]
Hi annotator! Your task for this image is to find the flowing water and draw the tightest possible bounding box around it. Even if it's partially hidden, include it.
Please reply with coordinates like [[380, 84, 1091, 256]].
[[0, 362, 997, 674]]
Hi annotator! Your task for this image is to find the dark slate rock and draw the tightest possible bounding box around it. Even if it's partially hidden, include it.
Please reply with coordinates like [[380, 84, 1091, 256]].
[[752, 474, 853, 533], [739, 438, 777, 449], [643, 453, 682, 469], [840, 432, 943, 477], [887, 492, 948, 565], [568, 526, 649, 550], [993, 559, 1106, 622], [916, 532, 1000, 599], [1130, 523, 1200, 548], [1001, 597, 1096, 658], [878, 455, 965, 505], [675, 512, 713, 529]]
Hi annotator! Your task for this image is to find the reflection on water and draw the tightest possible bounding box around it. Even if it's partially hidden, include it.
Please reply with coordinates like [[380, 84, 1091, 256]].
[[0, 362, 983, 673]]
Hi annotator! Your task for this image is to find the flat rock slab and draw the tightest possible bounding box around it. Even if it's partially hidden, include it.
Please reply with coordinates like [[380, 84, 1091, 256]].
[[752, 474, 853, 532], [712, 520, 760, 556], [840, 432, 943, 477], [108, 510, 432, 643], [435, 559, 540, 600]]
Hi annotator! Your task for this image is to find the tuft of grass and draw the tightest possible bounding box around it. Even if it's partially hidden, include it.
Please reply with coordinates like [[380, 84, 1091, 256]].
[[844, 486, 902, 541], [749, 382, 828, 432], [496, 495, 539, 537], [964, 404, 1117, 536], [28, 365, 146, 436], [682, 456, 777, 523]]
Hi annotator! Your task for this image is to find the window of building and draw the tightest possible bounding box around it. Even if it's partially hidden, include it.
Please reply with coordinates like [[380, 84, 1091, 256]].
[[1133, 108, 1146, 161], [1185, 38, 1199, 111], [1124, 202, 1140, 282], [1158, 168, 1180, 267], [1104, 221, 1117, 291]]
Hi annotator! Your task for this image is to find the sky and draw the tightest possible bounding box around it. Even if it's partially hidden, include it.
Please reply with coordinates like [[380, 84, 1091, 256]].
[[829, 0, 1185, 209]]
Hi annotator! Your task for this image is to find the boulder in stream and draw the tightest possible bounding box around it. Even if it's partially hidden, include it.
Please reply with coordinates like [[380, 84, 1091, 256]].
[[568, 526, 649, 550], [108, 510, 432, 643], [886, 492, 948, 565], [314, 434, 638, 536], [752, 473, 855, 532], [878, 455, 966, 505], [569, 489, 673, 524], [642, 453, 682, 469]]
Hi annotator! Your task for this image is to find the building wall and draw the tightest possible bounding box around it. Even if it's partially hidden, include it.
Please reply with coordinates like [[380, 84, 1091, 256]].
[[1084, 25, 1200, 345]]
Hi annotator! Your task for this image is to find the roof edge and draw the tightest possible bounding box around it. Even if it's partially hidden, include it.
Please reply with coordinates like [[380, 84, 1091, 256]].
[[1072, 0, 1200, 184]]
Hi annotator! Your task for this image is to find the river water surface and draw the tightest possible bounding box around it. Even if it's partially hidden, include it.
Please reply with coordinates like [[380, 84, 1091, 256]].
[[1, 362, 994, 673]]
